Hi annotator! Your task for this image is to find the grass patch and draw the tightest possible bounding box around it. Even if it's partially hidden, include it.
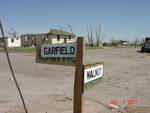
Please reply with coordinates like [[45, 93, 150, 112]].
[[36, 58, 75, 66], [0, 47, 36, 53], [0, 45, 104, 53], [0, 44, 106, 54], [84, 77, 103, 90]]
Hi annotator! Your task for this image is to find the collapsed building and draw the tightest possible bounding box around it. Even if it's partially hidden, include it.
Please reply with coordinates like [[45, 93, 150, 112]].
[[20, 29, 76, 47]]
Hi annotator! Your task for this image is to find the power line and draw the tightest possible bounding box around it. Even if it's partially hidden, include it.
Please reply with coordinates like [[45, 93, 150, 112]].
[[0, 20, 28, 113]]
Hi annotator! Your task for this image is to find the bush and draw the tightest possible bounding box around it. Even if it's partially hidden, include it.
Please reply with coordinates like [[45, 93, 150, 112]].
[[111, 42, 118, 47], [103, 42, 108, 46]]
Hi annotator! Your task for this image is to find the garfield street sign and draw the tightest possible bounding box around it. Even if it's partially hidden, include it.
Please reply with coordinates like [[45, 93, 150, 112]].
[[36, 43, 76, 66], [41, 43, 76, 58], [84, 63, 104, 84]]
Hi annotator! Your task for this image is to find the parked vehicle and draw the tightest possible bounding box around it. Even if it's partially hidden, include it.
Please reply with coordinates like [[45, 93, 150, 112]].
[[141, 37, 150, 52]]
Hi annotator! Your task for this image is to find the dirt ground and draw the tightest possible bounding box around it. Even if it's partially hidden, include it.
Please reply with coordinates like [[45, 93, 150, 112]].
[[0, 47, 150, 113]]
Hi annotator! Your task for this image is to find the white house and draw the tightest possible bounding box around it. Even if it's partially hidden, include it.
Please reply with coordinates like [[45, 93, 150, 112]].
[[5, 37, 21, 47]]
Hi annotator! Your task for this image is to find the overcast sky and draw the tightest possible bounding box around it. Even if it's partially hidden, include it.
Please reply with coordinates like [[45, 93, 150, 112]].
[[0, 0, 150, 41]]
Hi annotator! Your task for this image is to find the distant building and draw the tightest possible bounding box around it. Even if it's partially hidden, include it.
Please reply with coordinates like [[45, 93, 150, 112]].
[[20, 29, 76, 47], [5, 37, 21, 47], [0, 38, 4, 47], [0, 37, 21, 47], [119, 40, 130, 46]]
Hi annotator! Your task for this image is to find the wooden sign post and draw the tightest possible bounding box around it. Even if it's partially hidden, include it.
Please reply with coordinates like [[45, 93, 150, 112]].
[[36, 36, 103, 113], [74, 37, 84, 113]]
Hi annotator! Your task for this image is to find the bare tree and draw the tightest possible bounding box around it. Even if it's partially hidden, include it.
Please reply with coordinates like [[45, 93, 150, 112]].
[[87, 27, 90, 44], [58, 26, 63, 31], [9, 28, 17, 38], [86, 26, 94, 46], [87, 25, 105, 47], [95, 24, 101, 45], [134, 37, 138, 47], [101, 34, 105, 43], [68, 25, 74, 34], [90, 27, 94, 46]]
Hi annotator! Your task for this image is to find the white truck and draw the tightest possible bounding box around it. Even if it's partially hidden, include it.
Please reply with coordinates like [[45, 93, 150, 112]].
[[141, 37, 150, 52]]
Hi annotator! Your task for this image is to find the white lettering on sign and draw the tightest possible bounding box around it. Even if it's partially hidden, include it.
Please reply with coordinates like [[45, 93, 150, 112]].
[[41, 43, 76, 58], [84, 64, 103, 83]]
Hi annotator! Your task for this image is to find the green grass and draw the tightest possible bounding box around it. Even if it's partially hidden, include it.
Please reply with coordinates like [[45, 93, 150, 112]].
[[84, 77, 103, 90], [0, 45, 104, 53], [0, 47, 36, 53]]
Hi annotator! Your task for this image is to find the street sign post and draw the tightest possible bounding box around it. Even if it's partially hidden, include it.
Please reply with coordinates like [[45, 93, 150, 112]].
[[74, 37, 84, 113], [84, 62, 104, 84], [41, 43, 76, 58], [36, 43, 76, 66], [36, 37, 104, 113], [83, 62, 104, 89]]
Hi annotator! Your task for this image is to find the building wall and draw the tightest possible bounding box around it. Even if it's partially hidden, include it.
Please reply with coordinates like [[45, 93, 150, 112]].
[[35, 35, 42, 45], [0, 38, 4, 47], [20, 34, 76, 47], [66, 38, 76, 43], [51, 38, 65, 44], [6, 38, 21, 47], [21, 35, 36, 47], [51, 35, 76, 44]]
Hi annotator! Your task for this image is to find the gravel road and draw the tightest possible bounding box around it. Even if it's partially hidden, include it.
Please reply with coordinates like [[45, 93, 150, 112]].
[[0, 47, 150, 113]]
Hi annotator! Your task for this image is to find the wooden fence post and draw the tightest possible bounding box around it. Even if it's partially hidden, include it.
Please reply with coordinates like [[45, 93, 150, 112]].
[[73, 37, 84, 113]]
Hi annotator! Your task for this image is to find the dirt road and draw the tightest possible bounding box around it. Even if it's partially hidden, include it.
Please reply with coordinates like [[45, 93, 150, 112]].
[[0, 47, 150, 113]]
